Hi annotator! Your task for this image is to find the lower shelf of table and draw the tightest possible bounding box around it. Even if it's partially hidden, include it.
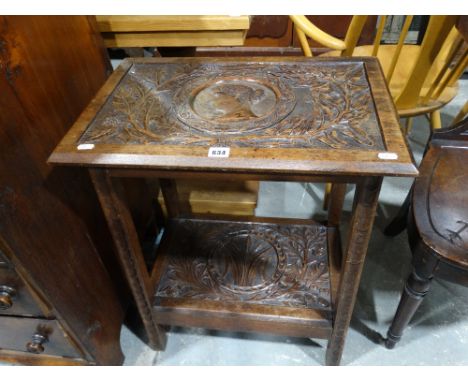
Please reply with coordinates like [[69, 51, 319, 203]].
[[151, 216, 342, 339]]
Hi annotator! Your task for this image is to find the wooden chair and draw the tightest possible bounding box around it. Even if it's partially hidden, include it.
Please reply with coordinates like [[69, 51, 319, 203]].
[[291, 15, 467, 208], [384, 117, 468, 349], [291, 15, 467, 130], [453, 100, 468, 124]]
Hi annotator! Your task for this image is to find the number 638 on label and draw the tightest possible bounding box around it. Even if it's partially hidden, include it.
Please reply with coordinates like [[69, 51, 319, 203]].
[[208, 147, 230, 158]]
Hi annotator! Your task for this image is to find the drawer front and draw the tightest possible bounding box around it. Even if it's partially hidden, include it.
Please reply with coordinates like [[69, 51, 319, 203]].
[[0, 268, 47, 317], [0, 316, 83, 359]]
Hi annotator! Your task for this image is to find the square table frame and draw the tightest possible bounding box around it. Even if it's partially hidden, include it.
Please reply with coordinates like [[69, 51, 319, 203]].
[[89, 168, 380, 366], [49, 57, 418, 365]]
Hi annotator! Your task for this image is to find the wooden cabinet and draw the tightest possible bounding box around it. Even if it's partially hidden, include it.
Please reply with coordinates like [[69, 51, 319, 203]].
[[0, 16, 124, 365], [0, 316, 82, 360], [0, 241, 88, 365], [245, 16, 292, 47], [0, 264, 50, 318]]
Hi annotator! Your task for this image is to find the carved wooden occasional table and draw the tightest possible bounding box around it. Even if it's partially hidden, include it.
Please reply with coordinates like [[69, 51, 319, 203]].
[[49, 57, 418, 365]]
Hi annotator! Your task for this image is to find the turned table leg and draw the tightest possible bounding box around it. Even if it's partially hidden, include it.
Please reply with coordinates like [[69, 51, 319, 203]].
[[326, 176, 383, 366], [385, 250, 438, 349], [90, 169, 167, 351]]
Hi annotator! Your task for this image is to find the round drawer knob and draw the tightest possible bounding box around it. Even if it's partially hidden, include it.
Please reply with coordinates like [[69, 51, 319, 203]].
[[26, 333, 48, 354], [0, 285, 16, 310]]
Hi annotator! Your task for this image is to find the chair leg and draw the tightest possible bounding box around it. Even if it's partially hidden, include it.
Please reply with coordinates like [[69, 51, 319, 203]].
[[385, 263, 434, 349], [430, 110, 442, 130], [385, 269, 433, 349], [384, 188, 411, 236]]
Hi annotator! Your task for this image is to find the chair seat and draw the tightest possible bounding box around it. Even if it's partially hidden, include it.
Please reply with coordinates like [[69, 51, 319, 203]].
[[410, 130, 468, 269], [321, 45, 459, 117]]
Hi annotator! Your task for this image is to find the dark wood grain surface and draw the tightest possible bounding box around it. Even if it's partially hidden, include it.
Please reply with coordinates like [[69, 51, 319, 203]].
[[49, 57, 417, 178], [411, 120, 468, 267], [152, 217, 333, 339], [0, 267, 49, 317], [0, 16, 124, 365], [245, 16, 293, 47], [155, 218, 331, 309], [0, 316, 83, 359], [79, 61, 383, 150]]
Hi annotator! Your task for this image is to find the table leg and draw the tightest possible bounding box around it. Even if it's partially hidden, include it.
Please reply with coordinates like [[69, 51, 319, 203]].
[[325, 176, 382, 366], [90, 169, 167, 350], [159, 178, 192, 218], [328, 183, 347, 227]]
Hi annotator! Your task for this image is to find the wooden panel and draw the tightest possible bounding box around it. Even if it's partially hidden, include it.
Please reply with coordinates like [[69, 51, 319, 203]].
[[97, 15, 250, 48], [0, 316, 82, 359], [154, 300, 332, 339], [102, 30, 248, 48], [96, 15, 250, 32], [152, 217, 332, 338], [0, 16, 124, 365], [427, 149, 468, 255], [0, 349, 88, 366], [49, 57, 417, 177], [245, 16, 292, 47], [412, 120, 468, 267], [158, 179, 258, 216]]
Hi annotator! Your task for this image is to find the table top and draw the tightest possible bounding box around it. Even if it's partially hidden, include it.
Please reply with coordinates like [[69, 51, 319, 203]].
[[49, 57, 418, 177]]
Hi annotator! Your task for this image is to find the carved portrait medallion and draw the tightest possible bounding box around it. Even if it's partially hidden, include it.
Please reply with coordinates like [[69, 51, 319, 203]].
[[192, 80, 276, 121], [174, 75, 296, 135]]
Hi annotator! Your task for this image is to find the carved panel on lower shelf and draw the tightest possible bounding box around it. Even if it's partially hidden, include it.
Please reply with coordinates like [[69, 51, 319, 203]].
[[154, 219, 331, 310]]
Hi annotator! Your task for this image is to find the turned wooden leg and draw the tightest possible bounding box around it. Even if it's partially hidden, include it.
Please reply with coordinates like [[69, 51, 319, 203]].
[[326, 176, 383, 366], [90, 169, 167, 351], [385, 250, 438, 349]]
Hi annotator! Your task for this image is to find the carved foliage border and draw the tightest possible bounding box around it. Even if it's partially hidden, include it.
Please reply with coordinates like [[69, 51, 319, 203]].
[[79, 62, 384, 150], [155, 221, 331, 310]]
